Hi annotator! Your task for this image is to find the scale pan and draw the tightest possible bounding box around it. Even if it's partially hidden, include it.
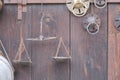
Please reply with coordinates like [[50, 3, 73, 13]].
[[13, 60, 32, 66], [53, 56, 71, 62]]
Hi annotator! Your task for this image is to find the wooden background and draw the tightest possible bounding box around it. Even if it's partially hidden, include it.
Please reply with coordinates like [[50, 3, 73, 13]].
[[0, 0, 119, 80]]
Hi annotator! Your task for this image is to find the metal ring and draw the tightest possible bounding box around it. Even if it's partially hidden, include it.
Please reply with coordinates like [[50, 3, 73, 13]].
[[94, 0, 107, 9], [86, 22, 99, 35]]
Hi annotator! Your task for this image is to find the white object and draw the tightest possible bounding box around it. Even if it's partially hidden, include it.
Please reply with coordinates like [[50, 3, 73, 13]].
[[0, 55, 14, 80]]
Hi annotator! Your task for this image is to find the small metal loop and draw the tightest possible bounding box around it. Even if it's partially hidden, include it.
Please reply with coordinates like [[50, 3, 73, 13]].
[[86, 22, 99, 34], [94, 0, 107, 9], [83, 13, 101, 34]]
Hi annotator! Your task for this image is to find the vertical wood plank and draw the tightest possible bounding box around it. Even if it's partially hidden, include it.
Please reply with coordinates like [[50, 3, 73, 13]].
[[31, 5, 70, 80], [108, 4, 120, 80], [71, 4, 108, 80], [0, 5, 32, 80]]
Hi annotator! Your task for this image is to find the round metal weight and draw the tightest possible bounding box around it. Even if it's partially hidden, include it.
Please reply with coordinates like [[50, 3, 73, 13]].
[[66, 0, 90, 17], [114, 12, 120, 31], [83, 14, 101, 34]]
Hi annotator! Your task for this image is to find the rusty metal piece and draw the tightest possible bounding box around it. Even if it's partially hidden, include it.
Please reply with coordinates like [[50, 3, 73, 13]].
[[22, 0, 27, 12], [114, 12, 120, 31], [17, 0, 27, 20], [94, 0, 107, 9], [18, 4, 22, 20], [83, 14, 101, 34], [66, 0, 90, 17]]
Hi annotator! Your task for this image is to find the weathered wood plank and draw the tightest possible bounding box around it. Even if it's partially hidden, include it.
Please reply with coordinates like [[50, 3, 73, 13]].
[[13, 6, 32, 80], [31, 5, 70, 80], [71, 4, 108, 80], [0, 6, 32, 80], [4, 0, 120, 4], [108, 4, 120, 80]]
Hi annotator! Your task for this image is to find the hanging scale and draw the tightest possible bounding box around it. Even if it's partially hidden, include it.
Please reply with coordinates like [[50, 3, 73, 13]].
[[52, 37, 71, 62]]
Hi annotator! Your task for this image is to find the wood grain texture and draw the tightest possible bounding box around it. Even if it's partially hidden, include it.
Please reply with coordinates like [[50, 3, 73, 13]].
[[71, 4, 108, 80], [0, 5, 32, 80], [0, 3, 118, 80], [11, 6, 32, 80], [31, 5, 70, 80], [108, 4, 120, 80], [4, 0, 120, 4]]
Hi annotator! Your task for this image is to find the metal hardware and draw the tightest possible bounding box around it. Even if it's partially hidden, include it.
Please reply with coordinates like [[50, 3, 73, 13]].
[[66, 0, 90, 17], [94, 0, 107, 9], [52, 37, 71, 62], [17, 0, 27, 20], [83, 14, 101, 34], [13, 21, 32, 66], [114, 12, 120, 31], [27, 3, 57, 41]]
